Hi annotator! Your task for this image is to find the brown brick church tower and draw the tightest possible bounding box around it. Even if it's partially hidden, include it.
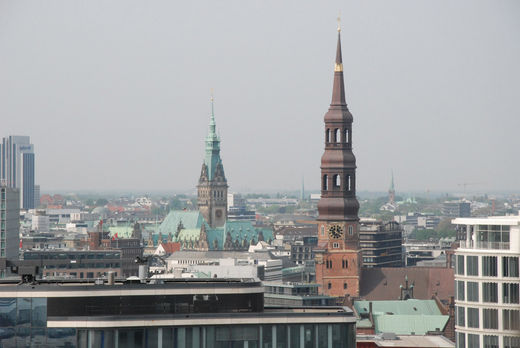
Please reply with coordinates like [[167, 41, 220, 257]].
[[315, 24, 362, 297]]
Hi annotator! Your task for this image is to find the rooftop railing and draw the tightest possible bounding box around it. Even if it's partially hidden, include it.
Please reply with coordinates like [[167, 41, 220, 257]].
[[459, 240, 510, 250]]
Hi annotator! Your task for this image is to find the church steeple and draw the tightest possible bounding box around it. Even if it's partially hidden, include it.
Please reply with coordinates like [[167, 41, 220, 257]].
[[197, 95, 228, 228], [315, 22, 361, 298], [331, 27, 346, 106], [204, 95, 224, 181]]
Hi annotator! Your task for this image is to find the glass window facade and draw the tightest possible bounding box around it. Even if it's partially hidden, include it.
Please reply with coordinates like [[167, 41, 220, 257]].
[[0, 297, 356, 348], [466, 256, 478, 276], [0, 297, 76, 347]]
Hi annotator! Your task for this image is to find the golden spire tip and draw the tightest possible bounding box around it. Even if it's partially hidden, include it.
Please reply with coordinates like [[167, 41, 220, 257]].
[[337, 13, 341, 32]]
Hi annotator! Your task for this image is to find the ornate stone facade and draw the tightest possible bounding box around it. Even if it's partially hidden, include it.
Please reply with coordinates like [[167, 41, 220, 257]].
[[197, 98, 228, 228]]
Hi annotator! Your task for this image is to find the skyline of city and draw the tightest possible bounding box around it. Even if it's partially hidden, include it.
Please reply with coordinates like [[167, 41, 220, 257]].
[[1, 1, 519, 193]]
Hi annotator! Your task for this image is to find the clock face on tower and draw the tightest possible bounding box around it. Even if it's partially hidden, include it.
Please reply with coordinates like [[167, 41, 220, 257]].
[[328, 224, 343, 239]]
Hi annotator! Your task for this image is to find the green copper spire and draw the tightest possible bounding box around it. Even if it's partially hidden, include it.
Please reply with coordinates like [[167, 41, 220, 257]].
[[204, 95, 223, 181], [390, 171, 395, 191]]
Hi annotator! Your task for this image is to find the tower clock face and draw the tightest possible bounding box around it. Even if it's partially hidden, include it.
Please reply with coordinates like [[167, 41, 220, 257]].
[[328, 224, 343, 239]]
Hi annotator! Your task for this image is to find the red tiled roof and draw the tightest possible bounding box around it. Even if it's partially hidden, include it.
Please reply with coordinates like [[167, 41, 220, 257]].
[[160, 242, 181, 254], [360, 267, 454, 302]]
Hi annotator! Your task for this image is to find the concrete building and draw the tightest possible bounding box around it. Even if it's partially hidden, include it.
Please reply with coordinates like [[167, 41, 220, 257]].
[[442, 201, 471, 218], [0, 277, 356, 347], [453, 216, 520, 348], [31, 210, 50, 233], [23, 249, 122, 279], [33, 184, 40, 209], [359, 219, 403, 268], [0, 135, 36, 210], [264, 281, 336, 306], [0, 183, 20, 278], [227, 193, 256, 221], [166, 250, 283, 281]]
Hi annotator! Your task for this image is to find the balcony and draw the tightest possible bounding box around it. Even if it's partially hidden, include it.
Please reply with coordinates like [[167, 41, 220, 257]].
[[459, 240, 510, 250]]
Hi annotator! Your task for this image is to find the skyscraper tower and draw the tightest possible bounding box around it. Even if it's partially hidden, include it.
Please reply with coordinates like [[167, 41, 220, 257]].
[[389, 171, 395, 204], [315, 23, 362, 297], [197, 97, 228, 228], [0, 136, 35, 210], [0, 182, 20, 278]]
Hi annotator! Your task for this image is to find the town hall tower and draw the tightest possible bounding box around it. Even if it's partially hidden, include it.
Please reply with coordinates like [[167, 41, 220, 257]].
[[197, 97, 228, 228]]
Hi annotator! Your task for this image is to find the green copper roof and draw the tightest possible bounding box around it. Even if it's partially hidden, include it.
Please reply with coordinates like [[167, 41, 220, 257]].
[[153, 210, 274, 250], [354, 299, 442, 316], [108, 225, 133, 238], [206, 221, 274, 250], [373, 314, 448, 335], [177, 228, 202, 242], [204, 99, 223, 181], [156, 210, 204, 234], [354, 299, 449, 335]]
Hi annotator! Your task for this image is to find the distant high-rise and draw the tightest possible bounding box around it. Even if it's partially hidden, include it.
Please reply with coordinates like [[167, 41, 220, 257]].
[[0, 136, 36, 210], [33, 184, 40, 209], [0, 182, 20, 278]]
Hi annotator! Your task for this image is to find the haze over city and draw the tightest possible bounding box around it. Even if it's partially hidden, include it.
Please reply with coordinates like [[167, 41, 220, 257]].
[[1, 0, 519, 193]]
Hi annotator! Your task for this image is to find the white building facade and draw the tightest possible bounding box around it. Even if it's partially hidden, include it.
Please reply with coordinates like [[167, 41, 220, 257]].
[[453, 216, 520, 348]]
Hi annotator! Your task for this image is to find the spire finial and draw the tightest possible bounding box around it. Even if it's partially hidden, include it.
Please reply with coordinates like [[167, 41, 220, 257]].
[[337, 13, 341, 32], [334, 17, 343, 73]]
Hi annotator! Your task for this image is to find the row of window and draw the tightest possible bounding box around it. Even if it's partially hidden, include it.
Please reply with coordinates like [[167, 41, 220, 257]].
[[457, 333, 519, 348], [456, 280, 519, 303], [327, 282, 348, 290], [324, 260, 349, 269], [456, 255, 519, 278], [456, 306, 520, 331]]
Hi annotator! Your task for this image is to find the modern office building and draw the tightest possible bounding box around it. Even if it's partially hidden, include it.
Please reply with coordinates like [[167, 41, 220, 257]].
[[31, 210, 50, 233], [263, 281, 336, 307], [33, 184, 40, 209], [23, 250, 122, 279], [452, 216, 520, 348], [0, 277, 357, 347], [443, 201, 471, 218], [359, 219, 403, 268], [0, 135, 36, 210], [0, 183, 20, 278]]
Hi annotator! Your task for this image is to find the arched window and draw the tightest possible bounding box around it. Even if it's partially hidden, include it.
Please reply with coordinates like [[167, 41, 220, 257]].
[[323, 175, 328, 191], [326, 129, 331, 143], [334, 128, 341, 143], [348, 226, 354, 235], [344, 129, 349, 144], [344, 283, 347, 289], [333, 174, 340, 188], [328, 282, 332, 289], [321, 226, 325, 236], [342, 259, 348, 269], [346, 175, 352, 191]]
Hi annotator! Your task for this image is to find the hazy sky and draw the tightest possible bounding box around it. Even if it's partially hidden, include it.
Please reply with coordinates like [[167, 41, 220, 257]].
[[1, 1, 519, 193]]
